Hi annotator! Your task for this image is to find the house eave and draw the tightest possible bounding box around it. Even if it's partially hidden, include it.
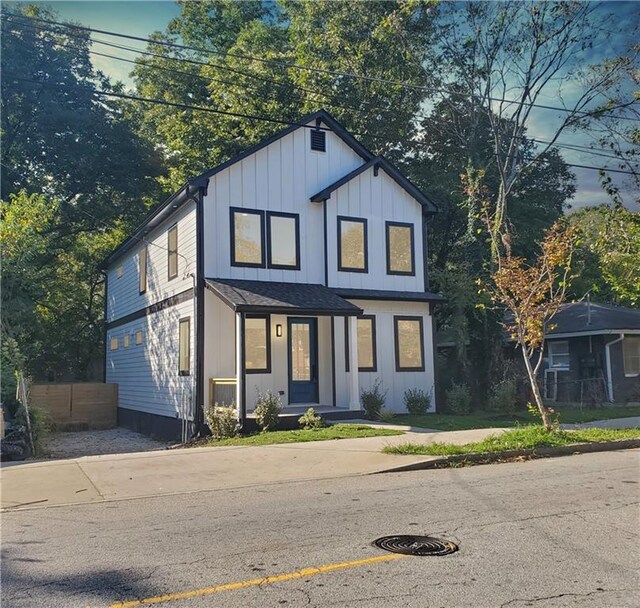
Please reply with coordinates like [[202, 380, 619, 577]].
[[546, 329, 640, 339]]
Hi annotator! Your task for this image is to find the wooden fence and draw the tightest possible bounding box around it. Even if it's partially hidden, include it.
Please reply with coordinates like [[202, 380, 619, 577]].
[[30, 383, 118, 429]]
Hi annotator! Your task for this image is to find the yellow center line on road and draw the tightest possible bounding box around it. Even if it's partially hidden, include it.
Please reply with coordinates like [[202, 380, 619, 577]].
[[109, 553, 407, 608]]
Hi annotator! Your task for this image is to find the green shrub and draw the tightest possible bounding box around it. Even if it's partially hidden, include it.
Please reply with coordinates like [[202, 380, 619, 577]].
[[445, 382, 471, 414], [378, 409, 396, 423], [254, 390, 282, 432], [404, 388, 431, 415], [361, 379, 387, 420], [488, 379, 517, 413], [205, 403, 238, 440], [298, 407, 325, 430]]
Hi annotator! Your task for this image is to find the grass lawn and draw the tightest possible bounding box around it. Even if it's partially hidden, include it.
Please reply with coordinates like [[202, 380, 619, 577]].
[[383, 425, 640, 456], [200, 424, 403, 447], [394, 405, 640, 431]]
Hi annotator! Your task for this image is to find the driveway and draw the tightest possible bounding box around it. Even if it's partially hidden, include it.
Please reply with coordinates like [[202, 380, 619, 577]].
[[43, 427, 168, 459]]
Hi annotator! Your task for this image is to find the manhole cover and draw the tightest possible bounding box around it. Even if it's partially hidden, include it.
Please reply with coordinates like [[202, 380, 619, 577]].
[[373, 535, 458, 556]]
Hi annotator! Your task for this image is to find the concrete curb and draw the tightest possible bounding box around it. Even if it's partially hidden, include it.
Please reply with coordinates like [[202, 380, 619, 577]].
[[371, 438, 640, 474]]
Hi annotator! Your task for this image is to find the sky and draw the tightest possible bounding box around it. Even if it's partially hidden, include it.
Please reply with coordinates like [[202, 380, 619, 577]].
[[9, 0, 640, 211]]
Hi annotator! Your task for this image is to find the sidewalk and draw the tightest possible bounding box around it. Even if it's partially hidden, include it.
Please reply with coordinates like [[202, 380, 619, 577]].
[[0, 426, 501, 510], [2, 417, 638, 511]]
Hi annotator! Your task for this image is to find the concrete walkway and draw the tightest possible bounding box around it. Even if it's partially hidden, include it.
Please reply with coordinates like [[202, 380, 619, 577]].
[[2, 417, 638, 511]]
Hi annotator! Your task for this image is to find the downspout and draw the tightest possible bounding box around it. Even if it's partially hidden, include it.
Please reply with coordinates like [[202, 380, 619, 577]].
[[235, 311, 247, 431], [605, 333, 624, 403], [194, 184, 206, 437], [101, 269, 108, 383]]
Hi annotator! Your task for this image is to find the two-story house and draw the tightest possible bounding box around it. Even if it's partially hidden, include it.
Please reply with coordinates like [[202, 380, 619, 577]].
[[101, 110, 442, 439]]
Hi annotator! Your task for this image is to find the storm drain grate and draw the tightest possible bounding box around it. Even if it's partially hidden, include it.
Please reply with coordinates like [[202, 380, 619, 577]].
[[373, 535, 458, 556]]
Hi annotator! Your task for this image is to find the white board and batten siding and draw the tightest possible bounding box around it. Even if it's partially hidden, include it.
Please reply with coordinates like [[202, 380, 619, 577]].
[[202, 123, 363, 283], [326, 167, 425, 292], [105, 201, 197, 420], [334, 300, 436, 413]]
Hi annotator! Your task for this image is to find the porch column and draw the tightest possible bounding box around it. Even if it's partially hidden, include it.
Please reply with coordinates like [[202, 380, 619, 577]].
[[348, 315, 360, 410], [235, 312, 245, 423]]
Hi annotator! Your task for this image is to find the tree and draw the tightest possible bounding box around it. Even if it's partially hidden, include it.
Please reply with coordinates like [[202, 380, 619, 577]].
[[570, 204, 640, 307], [480, 202, 577, 430], [419, 1, 637, 253], [1, 6, 164, 227], [132, 0, 438, 188], [1, 7, 164, 383]]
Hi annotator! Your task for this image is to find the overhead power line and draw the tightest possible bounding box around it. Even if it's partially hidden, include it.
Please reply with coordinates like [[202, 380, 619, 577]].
[[5, 11, 639, 123], [7, 73, 638, 177]]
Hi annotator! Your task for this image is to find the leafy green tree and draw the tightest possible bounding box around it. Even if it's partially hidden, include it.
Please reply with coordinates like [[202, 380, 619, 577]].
[[570, 204, 640, 307], [132, 0, 438, 188], [1, 6, 163, 383], [1, 6, 164, 227]]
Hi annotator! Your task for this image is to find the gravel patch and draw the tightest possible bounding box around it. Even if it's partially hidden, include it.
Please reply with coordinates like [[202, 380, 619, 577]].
[[44, 427, 169, 459]]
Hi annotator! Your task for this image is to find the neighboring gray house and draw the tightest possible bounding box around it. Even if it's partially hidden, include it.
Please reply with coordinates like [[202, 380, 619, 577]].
[[101, 110, 442, 439], [542, 302, 640, 404]]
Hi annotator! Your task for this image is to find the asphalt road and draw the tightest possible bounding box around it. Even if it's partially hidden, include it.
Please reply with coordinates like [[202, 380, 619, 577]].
[[2, 450, 639, 608]]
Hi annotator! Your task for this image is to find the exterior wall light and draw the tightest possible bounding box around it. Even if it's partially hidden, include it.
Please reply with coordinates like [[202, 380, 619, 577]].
[[276, 324, 283, 338]]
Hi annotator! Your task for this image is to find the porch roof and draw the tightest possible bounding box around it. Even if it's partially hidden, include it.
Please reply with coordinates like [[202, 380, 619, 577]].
[[333, 287, 445, 303], [205, 278, 363, 316]]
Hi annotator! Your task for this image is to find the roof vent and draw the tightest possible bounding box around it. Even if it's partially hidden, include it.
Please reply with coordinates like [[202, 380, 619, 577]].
[[311, 129, 326, 152]]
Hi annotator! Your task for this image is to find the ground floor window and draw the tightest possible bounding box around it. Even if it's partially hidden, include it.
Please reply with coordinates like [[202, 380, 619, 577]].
[[245, 315, 271, 373], [394, 316, 425, 371], [623, 336, 640, 376], [179, 318, 190, 375], [357, 315, 377, 371]]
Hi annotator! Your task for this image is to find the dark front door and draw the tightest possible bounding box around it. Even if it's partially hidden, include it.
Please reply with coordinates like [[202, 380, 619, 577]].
[[288, 318, 319, 404]]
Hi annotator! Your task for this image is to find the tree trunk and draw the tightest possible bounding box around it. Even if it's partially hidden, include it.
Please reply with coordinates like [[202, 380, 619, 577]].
[[520, 347, 553, 431]]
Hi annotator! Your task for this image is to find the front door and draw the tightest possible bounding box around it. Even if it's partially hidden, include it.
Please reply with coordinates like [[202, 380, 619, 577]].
[[288, 318, 319, 404]]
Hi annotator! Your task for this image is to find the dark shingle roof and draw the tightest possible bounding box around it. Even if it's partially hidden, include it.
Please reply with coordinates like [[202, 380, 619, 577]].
[[547, 302, 640, 336], [205, 279, 362, 315], [333, 287, 444, 303]]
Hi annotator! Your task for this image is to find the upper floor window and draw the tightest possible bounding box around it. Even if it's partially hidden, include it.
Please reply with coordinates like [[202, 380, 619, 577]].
[[623, 336, 640, 377], [394, 316, 425, 372], [123, 334, 130, 348], [231, 208, 300, 270], [110, 336, 119, 351], [267, 212, 300, 270], [116, 264, 124, 278], [139, 245, 148, 294], [178, 318, 190, 375], [245, 315, 271, 373], [386, 221, 415, 276], [135, 330, 144, 345], [548, 341, 569, 370], [231, 208, 264, 267], [337, 216, 368, 273], [168, 224, 178, 280]]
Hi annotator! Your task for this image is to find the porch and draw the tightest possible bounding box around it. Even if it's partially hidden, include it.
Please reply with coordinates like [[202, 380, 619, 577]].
[[204, 279, 364, 425]]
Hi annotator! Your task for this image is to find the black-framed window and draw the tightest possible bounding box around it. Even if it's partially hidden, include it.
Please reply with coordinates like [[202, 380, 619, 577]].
[[178, 317, 190, 376], [231, 208, 265, 267], [245, 314, 271, 373], [139, 245, 148, 294], [394, 316, 425, 372], [337, 216, 368, 273], [168, 224, 178, 280], [386, 221, 415, 276], [357, 315, 377, 371], [345, 315, 377, 372], [267, 211, 300, 270]]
